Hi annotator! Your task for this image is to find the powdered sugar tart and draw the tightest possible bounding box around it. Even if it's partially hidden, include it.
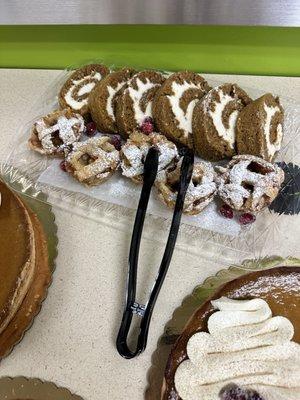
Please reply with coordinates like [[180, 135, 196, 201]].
[[120, 132, 179, 184], [65, 136, 120, 186], [217, 154, 284, 212], [28, 108, 85, 156], [162, 266, 300, 400], [155, 159, 217, 215], [58, 63, 109, 116]]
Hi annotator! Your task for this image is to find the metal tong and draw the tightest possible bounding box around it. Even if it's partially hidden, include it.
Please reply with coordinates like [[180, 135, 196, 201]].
[[116, 146, 194, 359]]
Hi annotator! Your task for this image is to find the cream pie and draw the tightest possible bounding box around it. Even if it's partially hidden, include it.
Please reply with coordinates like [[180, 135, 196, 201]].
[[216, 154, 284, 212], [192, 84, 252, 161], [152, 71, 211, 148], [162, 266, 300, 400], [58, 64, 110, 116], [28, 109, 85, 156], [236, 94, 284, 162], [89, 68, 136, 134], [115, 70, 166, 137]]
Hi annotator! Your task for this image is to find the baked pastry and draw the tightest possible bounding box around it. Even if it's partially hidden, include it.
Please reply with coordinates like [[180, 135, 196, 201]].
[[162, 266, 300, 400], [89, 68, 136, 134], [58, 64, 109, 116], [217, 154, 284, 212], [65, 136, 120, 186], [0, 180, 36, 335], [155, 160, 216, 215], [193, 83, 252, 161], [120, 132, 179, 184], [28, 109, 85, 156], [153, 71, 210, 148], [115, 70, 166, 136], [236, 93, 284, 162]]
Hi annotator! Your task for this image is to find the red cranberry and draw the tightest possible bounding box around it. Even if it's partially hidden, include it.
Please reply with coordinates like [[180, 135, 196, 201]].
[[110, 135, 122, 151], [59, 160, 67, 172], [85, 121, 97, 137], [239, 212, 256, 225], [140, 117, 154, 135], [219, 204, 234, 219]]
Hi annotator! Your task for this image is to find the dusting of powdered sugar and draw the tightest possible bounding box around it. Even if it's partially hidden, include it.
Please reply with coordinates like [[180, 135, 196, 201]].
[[66, 137, 120, 182], [121, 134, 178, 179], [218, 154, 284, 211], [35, 113, 85, 154]]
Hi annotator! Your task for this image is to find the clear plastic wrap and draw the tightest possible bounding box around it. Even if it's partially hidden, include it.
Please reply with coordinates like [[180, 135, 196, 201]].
[[2, 66, 300, 263]]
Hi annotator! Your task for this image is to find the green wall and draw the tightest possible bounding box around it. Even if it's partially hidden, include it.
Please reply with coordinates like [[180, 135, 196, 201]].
[[0, 25, 299, 76]]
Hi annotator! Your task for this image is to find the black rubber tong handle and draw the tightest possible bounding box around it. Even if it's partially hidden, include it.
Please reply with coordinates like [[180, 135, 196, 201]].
[[116, 147, 194, 359]]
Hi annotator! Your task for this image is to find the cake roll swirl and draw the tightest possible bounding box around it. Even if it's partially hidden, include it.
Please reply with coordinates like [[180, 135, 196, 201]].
[[153, 71, 210, 148], [115, 70, 166, 136], [236, 93, 284, 162], [89, 68, 136, 134], [175, 297, 300, 400], [59, 64, 109, 116], [193, 83, 252, 161]]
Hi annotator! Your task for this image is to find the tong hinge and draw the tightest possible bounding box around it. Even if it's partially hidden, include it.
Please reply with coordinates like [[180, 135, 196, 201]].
[[131, 302, 146, 317]]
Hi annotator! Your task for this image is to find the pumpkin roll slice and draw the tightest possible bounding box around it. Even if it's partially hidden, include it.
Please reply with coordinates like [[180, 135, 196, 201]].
[[115, 70, 166, 137], [153, 71, 210, 148], [193, 83, 252, 161], [236, 93, 284, 162], [89, 68, 136, 134], [59, 64, 109, 116]]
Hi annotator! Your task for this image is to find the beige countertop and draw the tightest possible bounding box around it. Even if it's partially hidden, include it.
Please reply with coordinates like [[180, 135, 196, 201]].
[[0, 69, 300, 400]]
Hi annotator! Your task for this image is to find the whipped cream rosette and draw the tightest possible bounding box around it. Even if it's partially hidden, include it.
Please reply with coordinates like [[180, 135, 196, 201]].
[[175, 297, 300, 400]]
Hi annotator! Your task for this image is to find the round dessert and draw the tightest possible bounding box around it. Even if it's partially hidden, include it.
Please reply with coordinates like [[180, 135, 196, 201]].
[[89, 68, 136, 134], [28, 109, 85, 156], [217, 154, 284, 212], [193, 83, 252, 161], [236, 93, 284, 162], [0, 180, 36, 335], [115, 70, 166, 136], [120, 132, 179, 184], [162, 266, 300, 400], [155, 160, 216, 215], [58, 64, 109, 116], [152, 71, 210, 148], [65, 136, 120, 186]]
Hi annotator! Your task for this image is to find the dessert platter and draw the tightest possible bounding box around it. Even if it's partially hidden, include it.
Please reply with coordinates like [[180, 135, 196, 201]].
[[4, 63, 300, 258], [146, 257, 300, 400], [0, 63, 299, 400]]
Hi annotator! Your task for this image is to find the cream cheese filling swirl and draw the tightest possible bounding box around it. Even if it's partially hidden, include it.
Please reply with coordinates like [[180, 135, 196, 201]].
[[175, 297, 300, 400]]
